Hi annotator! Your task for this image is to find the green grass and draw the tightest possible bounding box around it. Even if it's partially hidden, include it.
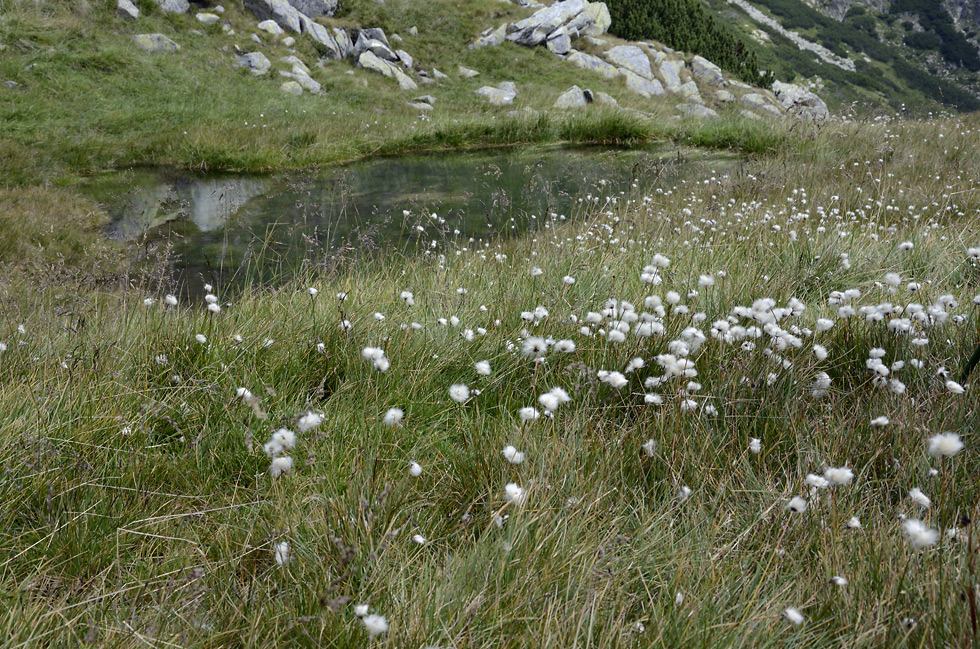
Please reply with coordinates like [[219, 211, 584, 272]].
[[1, 113, 980, 647]]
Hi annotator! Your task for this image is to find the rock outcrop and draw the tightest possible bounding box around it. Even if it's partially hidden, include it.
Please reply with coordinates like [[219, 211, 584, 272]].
[[501, 0, 610, 47], [772, 81, 829, 120]]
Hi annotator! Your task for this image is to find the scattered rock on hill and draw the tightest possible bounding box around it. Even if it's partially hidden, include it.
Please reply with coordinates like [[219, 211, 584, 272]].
[[196, 12, 220, 24], [554, 85, 593, 108], [458, 66, 479, 78], [622, 70, 664, 98], [244, 0, 302, 33], [134, 34, 180, 53], [690, 56, 723, 85], [772, 81, 829, 120], [281, 80, 303, 95], [287, 0, 337, 17], [358, 51, 418, 90], [677, 103, 718, 119], [506, 0, 610, 47], [605, 45, 651, 78], [476, 82, 518, 105], [156, 0, 189, 13], [257, 20, 284, 35], [566, 51, 618, 79], [238, 51, 272, 75], [117, 0, 139, 20]]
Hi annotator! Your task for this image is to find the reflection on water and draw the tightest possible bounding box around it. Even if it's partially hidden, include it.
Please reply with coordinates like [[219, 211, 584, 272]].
[[81, 145, 734, 297]]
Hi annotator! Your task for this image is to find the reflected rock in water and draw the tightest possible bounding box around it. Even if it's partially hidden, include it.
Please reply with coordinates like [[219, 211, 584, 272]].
[[107, 176, 268, 239]]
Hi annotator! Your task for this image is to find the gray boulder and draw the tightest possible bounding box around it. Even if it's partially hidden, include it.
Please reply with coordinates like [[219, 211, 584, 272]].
[[476, 83, 518, 106], [545, 27, 572, 55], [622, 69, 664, 97], [565, 2, 610, 37], [594, 91, 617, 106], [280, 68, 322, 93], [396, 50, 414, 68], [554, 85, 593, 108], [117, 0, 139, 20], [354, 32, 397, 61], [772, 81, 829, 120], [286, 0, 337, 17], [741, 93, 783, 117], [358, 51, 418, 90], [156, 0, 189, 13], [677, 80, 701, 103], [244, 0, 302, 33], [282, 55, 310, 74], [739, 109, 762, 120], [257, 20, 285, 35], [407, 101, 433, 111], [566, 50, 619, 79], [432, 68, 448, 79], [471, 24, 507, 49], [359, 28, 390, 47], [281, 80, 303, 95], [659, 59, 683, 92], [690, 55, 724, 85], [134, 34, 180, 53], [677, 103, 718, 119], [414, 95, 437, 104], [458, 66, 479, 78], [196, 12, 220, 24], [238, 52, 272, 75], [715, 89, 735, 102], [605, 45, 651, 78], [508, 0, 588, 46]]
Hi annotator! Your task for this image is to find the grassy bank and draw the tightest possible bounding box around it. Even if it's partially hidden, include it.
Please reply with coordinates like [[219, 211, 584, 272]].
[[0, 0, 806, 188], [1, 112, 980, 646]]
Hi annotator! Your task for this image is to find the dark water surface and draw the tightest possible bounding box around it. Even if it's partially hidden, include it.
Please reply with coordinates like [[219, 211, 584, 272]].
[[80, 145, 735, 297]]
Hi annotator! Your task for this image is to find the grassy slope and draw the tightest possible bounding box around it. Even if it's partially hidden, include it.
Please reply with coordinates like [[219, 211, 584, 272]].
[[0, 0, 786, 188], [1, 112, 980, 647]]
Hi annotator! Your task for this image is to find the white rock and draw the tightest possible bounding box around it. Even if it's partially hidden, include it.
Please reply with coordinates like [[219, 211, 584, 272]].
[[117, 0, 140, 20], [605, 45, 652, 78], [196, 13, 220, 24], [257, 20, 285, 35]]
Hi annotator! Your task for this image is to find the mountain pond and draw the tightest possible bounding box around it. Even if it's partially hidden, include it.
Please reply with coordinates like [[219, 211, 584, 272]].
[[80, 145, 737, 298]]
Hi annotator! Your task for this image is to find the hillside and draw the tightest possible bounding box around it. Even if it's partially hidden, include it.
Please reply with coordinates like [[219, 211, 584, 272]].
[[690, 0, 980, 111]]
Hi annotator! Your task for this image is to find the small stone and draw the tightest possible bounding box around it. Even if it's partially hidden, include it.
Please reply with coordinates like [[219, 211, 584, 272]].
[[134, 34, 180, 54], [408, 26, 418, 35], [3, 80, 20, 89], [715, 89, 735, 103], [282, 36, 295, 47], [407, 101, 433, 111], [413, 94, 436, 104], [196, 13, 220, 24], [257, 20, 284, 35], [432, 68, 448, 79], [458, 66, 479, 78], [280, 80, 303, 95]]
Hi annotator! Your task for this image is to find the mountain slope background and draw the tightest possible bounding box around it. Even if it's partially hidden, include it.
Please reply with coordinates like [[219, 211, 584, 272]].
[[608, 0, 980, 111]]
